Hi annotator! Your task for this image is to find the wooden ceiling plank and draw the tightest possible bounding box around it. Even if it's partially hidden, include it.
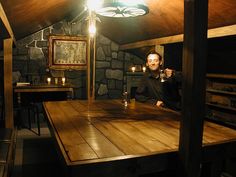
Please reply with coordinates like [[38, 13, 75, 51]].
[[0, 3, 15, 43], [120, 24, 236, 50]]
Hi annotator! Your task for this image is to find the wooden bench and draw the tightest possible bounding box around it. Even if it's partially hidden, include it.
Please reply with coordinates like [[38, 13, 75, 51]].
[[0, 128, 16, 177]]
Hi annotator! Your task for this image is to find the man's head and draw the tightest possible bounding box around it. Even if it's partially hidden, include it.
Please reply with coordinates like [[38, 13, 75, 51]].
[[146, 51, 162, 71]]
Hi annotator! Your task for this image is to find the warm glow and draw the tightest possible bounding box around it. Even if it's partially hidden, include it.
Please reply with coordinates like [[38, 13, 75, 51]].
[[131, 66, 136, 72], [142, 66, 146, 72], [87, 0, 103, 11], [89, 24, 96, 36], [62, 77, 66, 85], [47, 77, 51, 84]]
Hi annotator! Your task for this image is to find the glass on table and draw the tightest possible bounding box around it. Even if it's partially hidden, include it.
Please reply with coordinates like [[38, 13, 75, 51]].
[[160, 69, 166, 82]]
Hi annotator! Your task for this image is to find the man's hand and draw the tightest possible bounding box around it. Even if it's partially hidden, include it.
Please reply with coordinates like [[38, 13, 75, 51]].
[[165, 68, 174, 78], [156, 100, 164, 107]]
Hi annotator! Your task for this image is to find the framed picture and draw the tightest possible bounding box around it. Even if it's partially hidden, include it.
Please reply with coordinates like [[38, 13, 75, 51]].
[[48, 35, 88, 70]]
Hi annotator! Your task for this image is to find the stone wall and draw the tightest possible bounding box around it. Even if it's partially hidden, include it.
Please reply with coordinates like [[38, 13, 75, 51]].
[[0, 19, 144, 99]]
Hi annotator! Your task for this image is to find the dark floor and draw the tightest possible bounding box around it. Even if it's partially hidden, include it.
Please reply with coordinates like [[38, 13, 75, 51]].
[[12, 123, 66, 177]]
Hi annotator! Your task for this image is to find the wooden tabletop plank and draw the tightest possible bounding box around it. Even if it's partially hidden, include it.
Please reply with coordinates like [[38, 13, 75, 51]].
[[45, 102, 85, 146], [65, 143, 98, 162], [62, 103, 125, 158], [93, 121, 149, 154], [110, 121, 173, 152], [205, 121, 236, 138], [131, 121, 179, 148], [86, 137, 125, 158]]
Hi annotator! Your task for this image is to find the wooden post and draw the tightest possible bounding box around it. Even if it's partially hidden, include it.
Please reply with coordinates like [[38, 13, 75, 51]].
[[87, 11, 96, 101], [4, 38, 14, 128], [155, 45, 164, 65], [179, 0, 208, 177]]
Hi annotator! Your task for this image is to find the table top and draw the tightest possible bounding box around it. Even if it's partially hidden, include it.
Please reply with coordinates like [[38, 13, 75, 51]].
[[14, 84, 74, 93], [43, 99, 236, 166]]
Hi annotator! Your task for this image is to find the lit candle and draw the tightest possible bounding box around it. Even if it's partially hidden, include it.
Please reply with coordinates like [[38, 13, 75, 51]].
[[62, 77, 66, 85], [47, 77, 51, 84], [131, 66, 136, 72], [142, 66, 146, 72]]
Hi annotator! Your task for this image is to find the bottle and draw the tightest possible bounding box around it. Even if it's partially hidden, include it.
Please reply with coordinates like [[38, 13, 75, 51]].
[[123, 91, 128, 107]]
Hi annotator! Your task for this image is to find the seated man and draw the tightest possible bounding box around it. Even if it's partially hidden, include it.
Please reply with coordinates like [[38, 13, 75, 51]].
[[135, 51, 181, 111]]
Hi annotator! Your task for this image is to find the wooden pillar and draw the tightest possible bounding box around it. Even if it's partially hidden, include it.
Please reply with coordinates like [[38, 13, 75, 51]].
[[179, 0, 208, 177], [87, 11, 96, 101], [4, 38, 14, 128], [155, 45, 164, 65]]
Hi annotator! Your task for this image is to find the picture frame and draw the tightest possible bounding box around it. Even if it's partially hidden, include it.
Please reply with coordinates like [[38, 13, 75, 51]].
[[48, 35, 88, 70]]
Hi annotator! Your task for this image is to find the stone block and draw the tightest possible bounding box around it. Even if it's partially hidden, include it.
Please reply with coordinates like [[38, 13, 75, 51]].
[[111, 42, 119, 51], [106, 69, 123, 80], [111, 59, 123, 69], [108, 79, 115, 89], [106, 57, 112, 61], [97, 47, 106, 61], [112, 52, 118, 59], [103, 45, 111, 56], [43, 28, 50, 40], [96, 61, 110, 68], [118, 51, 125, 61], [98, 84, 108, 95], [99, 35, 111, 45], [17, 47, 28, 55], [29, 47, 45, 60], [36, 41, 48, 48], [96, 69, 105, 81], [108, 90, 122, 99], [116, 80, 123, 90]]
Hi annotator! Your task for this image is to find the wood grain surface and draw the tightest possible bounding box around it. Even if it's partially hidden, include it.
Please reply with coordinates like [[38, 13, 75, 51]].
[[43, 100, 236, 167]]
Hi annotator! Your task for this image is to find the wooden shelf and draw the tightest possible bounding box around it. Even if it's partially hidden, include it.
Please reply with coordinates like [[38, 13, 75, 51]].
[[206, 89, 236, 96], [206, 102, 236, 112], [206, 73, 236, 80]]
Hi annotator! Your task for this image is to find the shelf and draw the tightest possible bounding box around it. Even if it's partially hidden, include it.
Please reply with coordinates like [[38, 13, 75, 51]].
[[206, 89, 236, 96], [206, 73, 236, 80], [205, 116, 236, 129], [206, 102, 236, 112]]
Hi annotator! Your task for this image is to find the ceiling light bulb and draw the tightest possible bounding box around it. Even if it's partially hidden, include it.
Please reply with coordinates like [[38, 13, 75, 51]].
[[87, 0, 103, 11]]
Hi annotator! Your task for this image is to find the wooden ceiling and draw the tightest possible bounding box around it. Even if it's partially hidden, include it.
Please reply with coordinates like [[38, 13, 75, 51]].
[[1, 0, 236, 45]]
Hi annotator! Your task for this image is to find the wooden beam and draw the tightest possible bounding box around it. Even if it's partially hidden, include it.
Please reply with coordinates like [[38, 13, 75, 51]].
[[4, 38, 14, 128], [155, 45, 165, 65], [0, 3, 15, 43], [178, 0, 208, 176], [120, 25, 236, 50]]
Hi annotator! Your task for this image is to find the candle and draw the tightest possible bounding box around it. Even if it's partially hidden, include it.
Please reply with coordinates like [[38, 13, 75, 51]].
[[47, 77, 51, 84], [62, 77, 66, 85], [142, 66, 146, 72], [131, 66, 136, 72], [54, 77, 58, 84]]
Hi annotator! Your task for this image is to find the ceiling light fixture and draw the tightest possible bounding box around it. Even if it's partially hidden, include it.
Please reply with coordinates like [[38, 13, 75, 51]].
[[95, 0, 149, 18]]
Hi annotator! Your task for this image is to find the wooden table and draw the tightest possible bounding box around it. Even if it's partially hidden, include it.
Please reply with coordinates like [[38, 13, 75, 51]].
[[43, 100, 236, 177], [14, 84, 74, 105]]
